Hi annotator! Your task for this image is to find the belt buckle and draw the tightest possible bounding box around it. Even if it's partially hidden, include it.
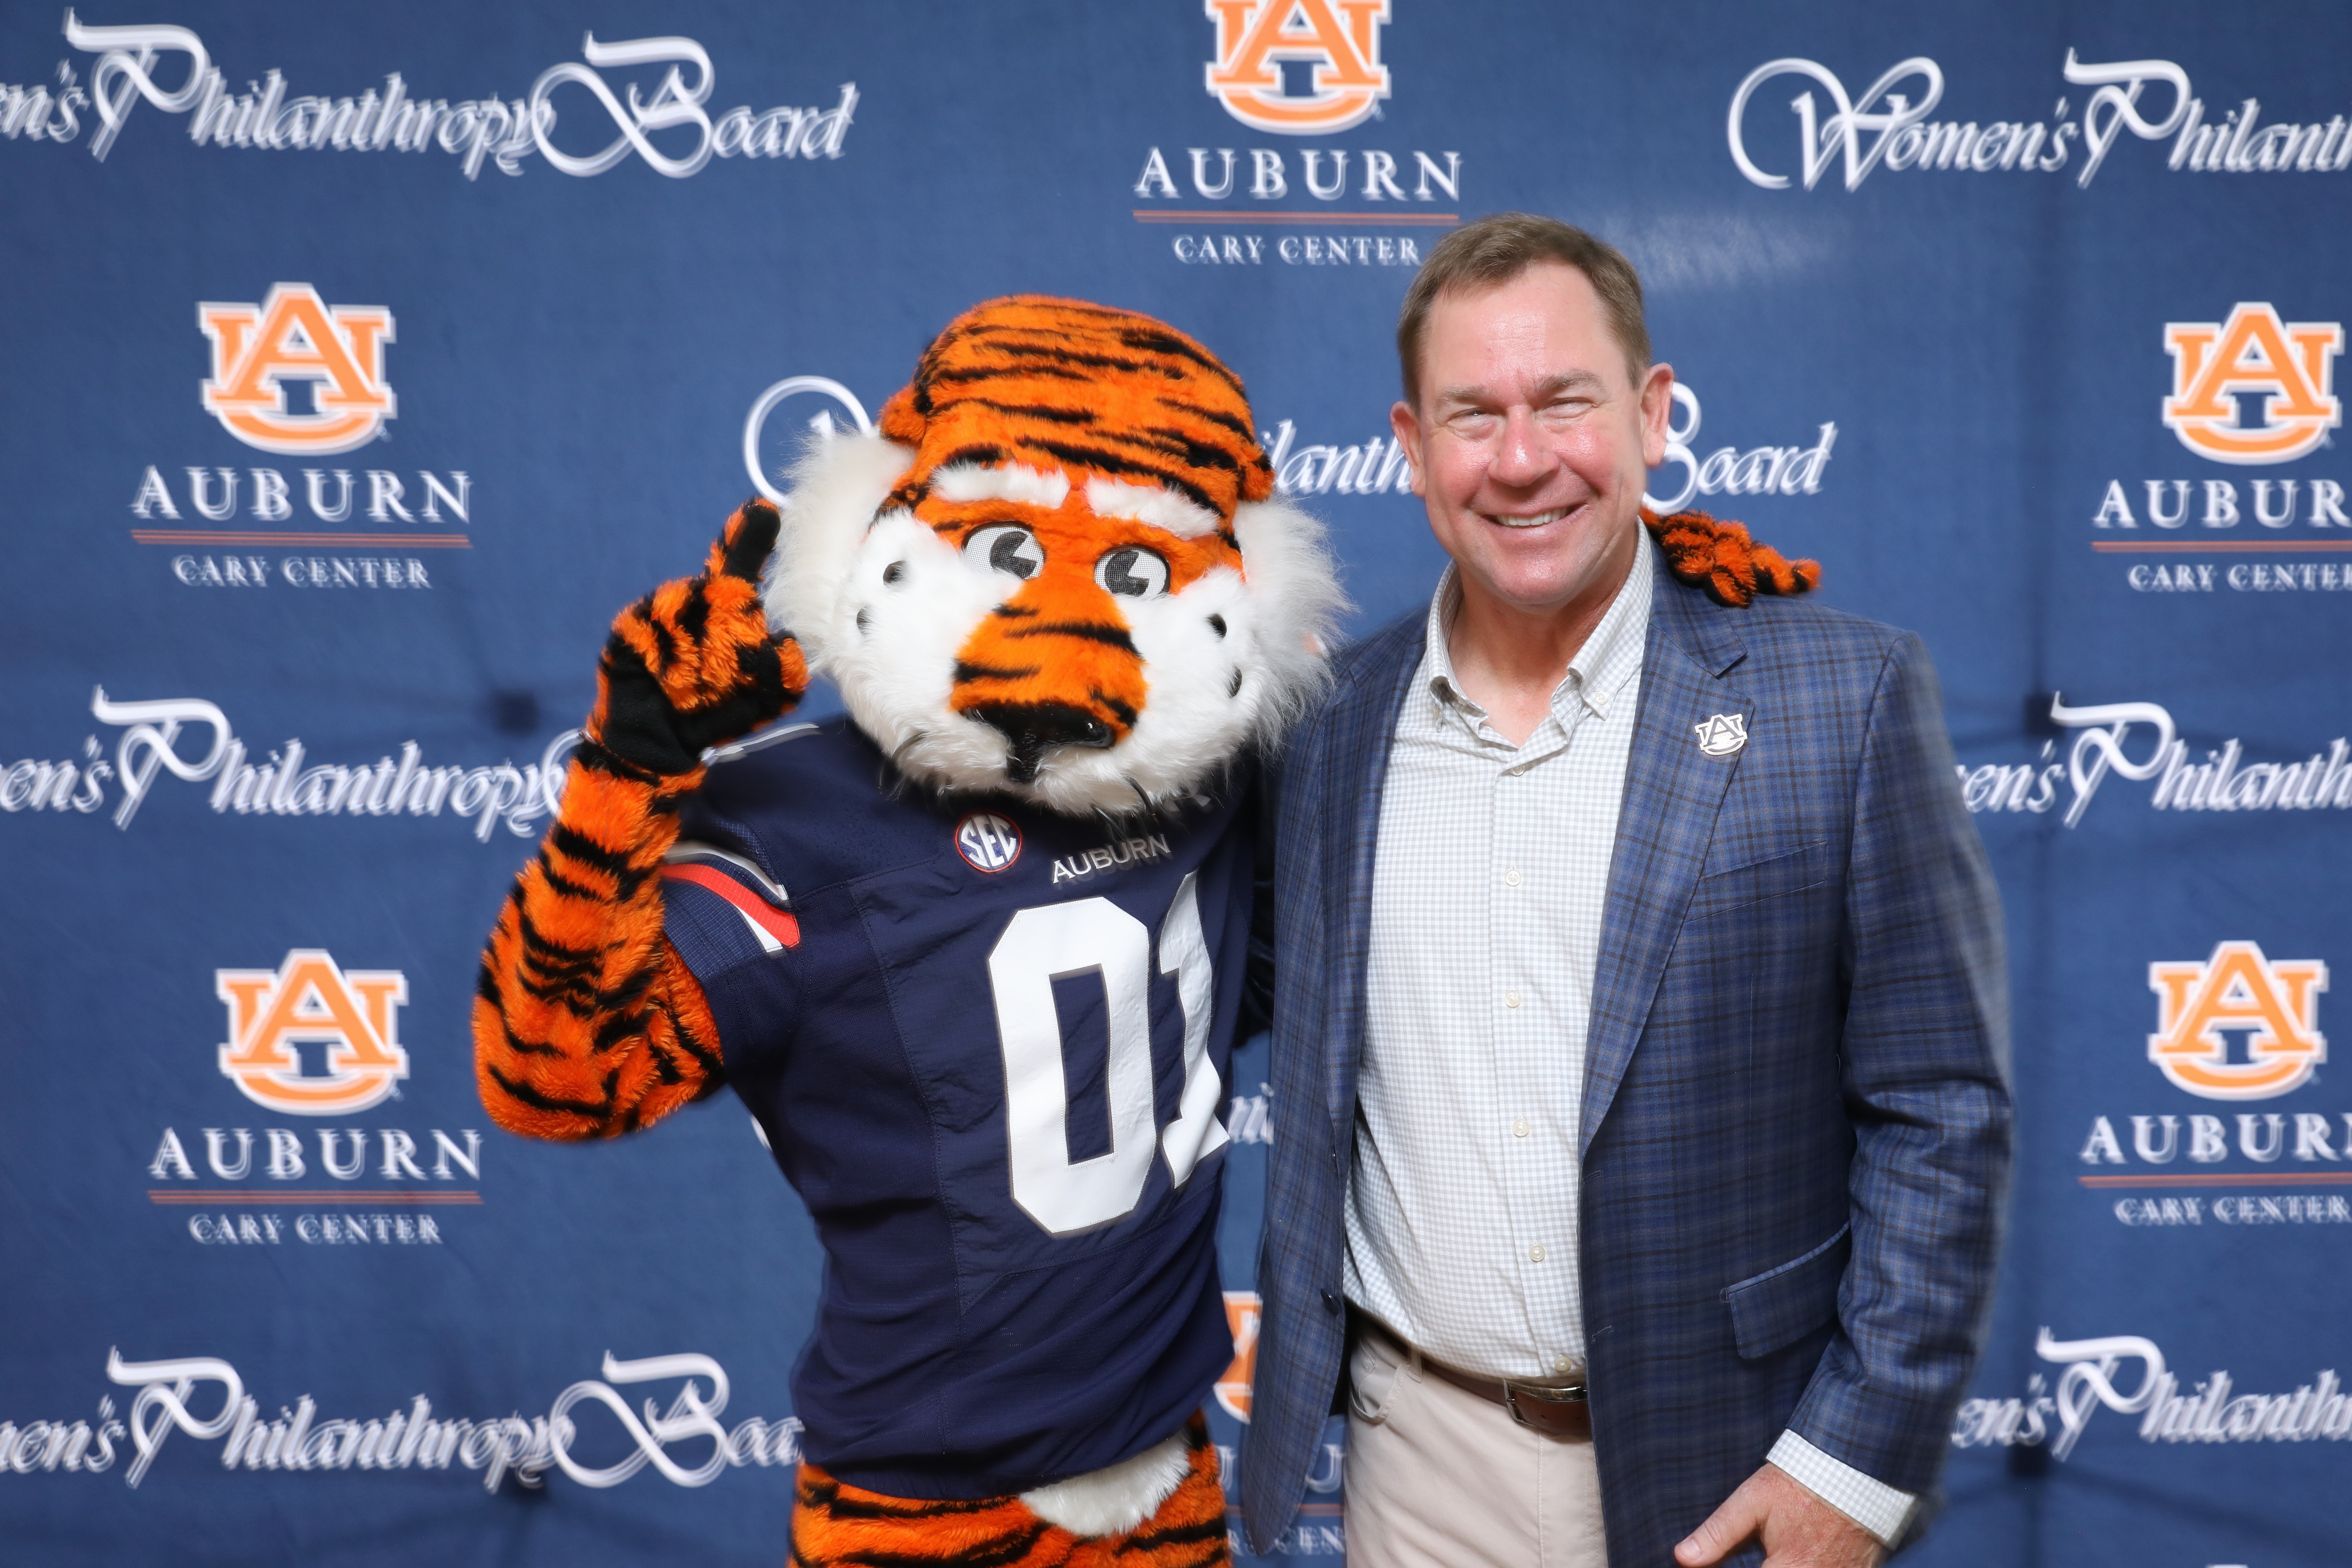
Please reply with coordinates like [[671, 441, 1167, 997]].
[[1502, 1378, 1588, 1431]]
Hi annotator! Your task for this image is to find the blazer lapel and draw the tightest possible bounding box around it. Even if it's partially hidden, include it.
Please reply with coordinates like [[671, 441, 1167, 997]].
[[1323, 621, 1426, 1143], [1580, 567, 1754, 1157]]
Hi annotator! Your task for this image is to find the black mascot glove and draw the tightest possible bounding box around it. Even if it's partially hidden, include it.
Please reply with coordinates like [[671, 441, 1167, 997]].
[[586, 498, 808, 779]]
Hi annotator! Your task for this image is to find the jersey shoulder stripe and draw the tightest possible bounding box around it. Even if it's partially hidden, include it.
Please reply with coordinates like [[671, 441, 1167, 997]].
[[665, 839, 792, 906], [659, 861, 800, 951]]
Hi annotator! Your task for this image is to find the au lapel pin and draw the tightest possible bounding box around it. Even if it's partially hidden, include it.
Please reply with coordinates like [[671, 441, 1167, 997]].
[[1693, 713, 1747, 757]]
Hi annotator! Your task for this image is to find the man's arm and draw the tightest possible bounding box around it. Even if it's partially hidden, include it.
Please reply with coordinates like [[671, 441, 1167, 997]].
[[1801, 630, 2012, 1487], [1684, 631, 2011, 1567]]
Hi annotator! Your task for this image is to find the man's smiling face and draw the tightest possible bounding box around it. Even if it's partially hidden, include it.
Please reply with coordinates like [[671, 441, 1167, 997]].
[[1391, 260, 1673, 617]]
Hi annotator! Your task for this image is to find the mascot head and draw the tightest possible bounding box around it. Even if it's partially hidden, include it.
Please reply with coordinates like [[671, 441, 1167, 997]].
[[768, 296, 1343, 816]]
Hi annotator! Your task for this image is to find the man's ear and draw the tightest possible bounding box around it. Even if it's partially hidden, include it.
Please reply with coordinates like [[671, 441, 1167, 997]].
[[1388, 400, 1426, 497], [1637, 364, 1674, 472], [1638, 363, 1675, 470]]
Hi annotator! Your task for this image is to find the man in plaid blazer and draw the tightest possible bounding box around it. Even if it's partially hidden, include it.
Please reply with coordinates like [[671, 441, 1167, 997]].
[[1238, 216, 2010, 1567]]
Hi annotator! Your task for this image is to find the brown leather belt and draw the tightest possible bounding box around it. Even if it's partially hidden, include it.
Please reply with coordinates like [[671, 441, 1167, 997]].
[[1358, 1316, 1591, 1441]]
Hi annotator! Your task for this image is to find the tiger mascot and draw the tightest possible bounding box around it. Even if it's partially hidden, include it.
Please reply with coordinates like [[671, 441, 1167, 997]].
[[474, 296, 1340, 1567]]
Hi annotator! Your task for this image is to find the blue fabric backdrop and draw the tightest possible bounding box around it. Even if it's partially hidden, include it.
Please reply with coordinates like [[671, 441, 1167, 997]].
[[5, 4, 2349, 1562]]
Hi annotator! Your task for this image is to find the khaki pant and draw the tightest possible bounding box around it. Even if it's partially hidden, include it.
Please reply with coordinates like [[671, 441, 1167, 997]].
[[1344, 1326, 1608, 1568]]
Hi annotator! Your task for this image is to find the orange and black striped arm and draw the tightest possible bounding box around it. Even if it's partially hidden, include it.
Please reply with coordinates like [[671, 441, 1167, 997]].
[[473, 501, 807, 1141]]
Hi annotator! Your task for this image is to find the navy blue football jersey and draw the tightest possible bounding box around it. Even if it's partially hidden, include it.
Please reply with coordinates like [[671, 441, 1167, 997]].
[[659, 718, 1258, 1499]]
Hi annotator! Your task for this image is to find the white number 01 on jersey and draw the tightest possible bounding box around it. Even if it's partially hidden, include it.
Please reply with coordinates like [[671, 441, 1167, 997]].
[[988, 872, 1230, 1237]]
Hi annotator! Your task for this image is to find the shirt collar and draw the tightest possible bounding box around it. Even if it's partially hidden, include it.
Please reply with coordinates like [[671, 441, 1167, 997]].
[[1422, 524, 1654, 722]]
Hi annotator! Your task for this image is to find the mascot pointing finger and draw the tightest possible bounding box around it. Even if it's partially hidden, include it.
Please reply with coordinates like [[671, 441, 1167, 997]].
[[474, 297, 1344, 1564]]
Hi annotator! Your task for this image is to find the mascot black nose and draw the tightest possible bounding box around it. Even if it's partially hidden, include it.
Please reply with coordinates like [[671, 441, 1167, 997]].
[[966, 702, 1115, 783]]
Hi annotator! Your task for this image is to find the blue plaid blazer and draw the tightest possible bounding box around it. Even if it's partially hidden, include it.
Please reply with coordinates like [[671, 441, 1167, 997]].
[[1237, 555, 2012, 1566]]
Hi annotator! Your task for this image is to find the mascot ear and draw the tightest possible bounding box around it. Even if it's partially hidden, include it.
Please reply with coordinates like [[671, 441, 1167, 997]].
[[1239, 443, 1274, 505], [878, 385, 926, 448]]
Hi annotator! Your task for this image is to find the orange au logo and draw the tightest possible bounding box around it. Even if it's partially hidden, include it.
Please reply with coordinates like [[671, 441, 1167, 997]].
[[1215, 1290, 1261, 1421], [217, 950, 410, 1115], [2162, 303, 2342, 464], [1205, 0, 1391, 135], [199, 284, 397, 455], [2148, 941, 2328, 1100]]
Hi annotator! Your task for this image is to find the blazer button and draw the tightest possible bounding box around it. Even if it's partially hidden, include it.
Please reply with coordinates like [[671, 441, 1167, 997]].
[[1321, 1288, 1340, 1315]]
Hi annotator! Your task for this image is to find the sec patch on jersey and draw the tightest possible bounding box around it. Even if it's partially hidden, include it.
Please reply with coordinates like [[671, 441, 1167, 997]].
[[957, 811, 1024, 872]]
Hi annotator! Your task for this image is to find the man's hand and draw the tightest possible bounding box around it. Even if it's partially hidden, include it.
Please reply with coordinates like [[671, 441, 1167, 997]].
[[1674, 1463, 1885, 1568]]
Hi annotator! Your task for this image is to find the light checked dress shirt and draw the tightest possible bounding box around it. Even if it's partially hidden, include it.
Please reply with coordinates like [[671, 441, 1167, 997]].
[[1341, 527, 1917, 1546]]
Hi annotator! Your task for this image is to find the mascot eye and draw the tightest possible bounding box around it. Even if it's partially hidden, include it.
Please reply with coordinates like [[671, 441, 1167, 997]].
[[1094, 547, 1170, 600], [964, 525, 1043, 581]]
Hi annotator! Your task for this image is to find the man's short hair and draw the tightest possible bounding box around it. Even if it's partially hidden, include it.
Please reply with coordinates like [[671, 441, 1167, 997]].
[[1395, 212, 1651, 409]]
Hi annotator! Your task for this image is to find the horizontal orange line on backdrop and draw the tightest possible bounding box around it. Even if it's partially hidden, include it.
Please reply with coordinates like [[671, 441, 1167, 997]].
[[148, 1190, 483, 1205], [2077, 1173, 2352, 1188], [130, 531, 472, 547], [2090, 539, 2352, 553], [1133, 209, 1458, 225]]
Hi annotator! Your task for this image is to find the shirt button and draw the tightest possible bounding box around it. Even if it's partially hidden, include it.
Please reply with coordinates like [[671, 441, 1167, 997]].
[[1504, 868, 1522, 887], [1506, 764, 1528, 777], [1503, 989, 1522, 1008], [1528, 1244, 1546, 1262], [1554, 1355, 1574, 1375], [1512, 1119, 1530, 1138]]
